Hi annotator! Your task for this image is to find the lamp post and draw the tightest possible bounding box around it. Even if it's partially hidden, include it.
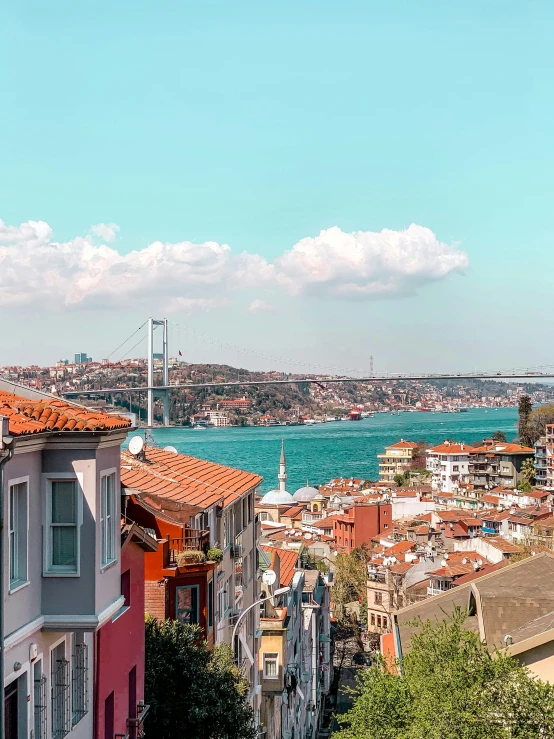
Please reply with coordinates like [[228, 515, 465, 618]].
[[0, 417, 15, 739], [231, 586, 291, 661]]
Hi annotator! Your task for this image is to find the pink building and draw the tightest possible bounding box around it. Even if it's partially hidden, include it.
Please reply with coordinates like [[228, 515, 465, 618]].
[[95, 523, 157, 739]]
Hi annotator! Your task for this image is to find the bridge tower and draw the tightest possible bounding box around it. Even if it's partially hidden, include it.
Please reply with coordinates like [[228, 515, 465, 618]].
[[147, 317, 170, 427]]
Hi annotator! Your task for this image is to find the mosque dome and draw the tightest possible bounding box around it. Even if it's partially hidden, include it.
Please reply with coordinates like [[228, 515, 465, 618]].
[[293, 484, 319, 502], [261, 489, 295, 506]]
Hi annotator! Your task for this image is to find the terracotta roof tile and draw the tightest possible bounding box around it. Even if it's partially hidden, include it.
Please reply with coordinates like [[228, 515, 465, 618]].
[[260, 545, 298, 586], [0, 391, 131, 436], [121, 446, 262, 508]]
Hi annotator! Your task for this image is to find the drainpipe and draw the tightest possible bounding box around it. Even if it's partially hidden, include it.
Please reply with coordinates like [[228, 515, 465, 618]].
[[0, 416, 15, 739]]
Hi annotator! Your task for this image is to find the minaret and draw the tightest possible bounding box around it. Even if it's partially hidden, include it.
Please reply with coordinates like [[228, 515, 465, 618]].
[[278, 439, 288, 492]]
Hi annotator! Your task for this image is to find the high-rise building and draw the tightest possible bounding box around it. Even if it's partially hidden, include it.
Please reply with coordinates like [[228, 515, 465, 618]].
[[74, 353, 91, 364]]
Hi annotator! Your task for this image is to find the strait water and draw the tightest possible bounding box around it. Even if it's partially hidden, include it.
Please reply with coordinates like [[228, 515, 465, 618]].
[[143, 408, 519, 493]]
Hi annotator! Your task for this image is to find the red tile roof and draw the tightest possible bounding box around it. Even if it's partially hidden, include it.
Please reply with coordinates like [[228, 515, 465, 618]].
[[0, 391, 131, 436], [121, 446, 262, 508], [386, 440, 418, 450], [483, 537, 523, 554], [428, 442, 473, 454], [260, 545, 298, 586], [470, 443, 534, 454]]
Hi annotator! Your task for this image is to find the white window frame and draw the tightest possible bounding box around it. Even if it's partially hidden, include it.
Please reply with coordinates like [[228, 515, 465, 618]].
[[43, 474, 83, 577], [263, 652, 279, 680], [100, 468, 118, 570], [8, 475, 29, 592]]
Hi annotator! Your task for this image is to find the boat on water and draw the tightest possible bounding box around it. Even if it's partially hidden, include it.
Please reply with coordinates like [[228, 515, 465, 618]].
[[349, 408, 362, 420]]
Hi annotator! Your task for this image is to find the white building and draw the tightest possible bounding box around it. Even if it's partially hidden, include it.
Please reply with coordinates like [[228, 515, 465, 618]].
[[206, 410, 229, 427], [426, 441, 473, 492]]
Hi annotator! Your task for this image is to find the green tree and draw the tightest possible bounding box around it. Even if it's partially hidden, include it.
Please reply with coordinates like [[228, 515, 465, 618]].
[[518, 395, 533, 446], [492, 430, 507, 442], [336, 610, 554, 739], [144, 617, 255, 739], [520, 457, 535, 485], [526, 403, 554, 447], [332, 546, 369, 620]]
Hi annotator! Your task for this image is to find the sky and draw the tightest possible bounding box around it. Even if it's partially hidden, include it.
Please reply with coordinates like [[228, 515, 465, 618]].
[[1, 1, 554, 373]]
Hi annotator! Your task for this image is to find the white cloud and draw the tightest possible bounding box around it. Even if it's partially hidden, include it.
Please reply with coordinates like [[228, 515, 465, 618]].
[[89, 223, 120, 242], [248, 299, 275, 313], [275, 224, 469, 298], [0, 218, 468, 311]]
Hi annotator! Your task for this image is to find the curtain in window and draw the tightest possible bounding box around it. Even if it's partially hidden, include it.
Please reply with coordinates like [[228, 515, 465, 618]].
[[52, 481, 77, 568]]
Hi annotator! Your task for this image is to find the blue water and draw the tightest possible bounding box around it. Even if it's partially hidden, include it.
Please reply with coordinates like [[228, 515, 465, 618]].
[[141, 408, 519, 493]]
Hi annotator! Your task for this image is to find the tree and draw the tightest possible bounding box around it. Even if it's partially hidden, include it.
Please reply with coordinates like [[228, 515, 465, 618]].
[[518, 395, 533, 446], [520, 457, 535, 485], [409, 441, 428, 470], [335, 609, 554, 739], [332, 546, 369, 620], [526, 404, 554, 447], [144, 617, 255, 739], [492, 430, 507, 442]]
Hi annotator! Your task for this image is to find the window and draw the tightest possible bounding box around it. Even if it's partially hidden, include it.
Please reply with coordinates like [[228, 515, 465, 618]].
[[104, 692, 114, 739], [9, 479, 28, 589], [34, 661, 47, 739], [176, 585, 199, 624], [48, 480, 79, 574], [453, 465, 459, 472], [71, 632, 88, 726], [128, 666, 137, 720], [242, 496, 248, 531], [263, 653, 279, 679], [383, 617, 388, 629], [101, 472, 117, 567], [377, 615, 382, 628], [51, 641, 70, 739], [248, 493, 253, 523], [370, 613, 375, 626], [374, 591, 383, 605], [383, 523, 389, 529], [121, 569, 131, 607], [208, 579, 214, 630]]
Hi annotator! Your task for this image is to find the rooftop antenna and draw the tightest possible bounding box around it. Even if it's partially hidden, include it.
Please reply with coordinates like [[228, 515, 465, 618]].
[[370, 355, 374, 377]]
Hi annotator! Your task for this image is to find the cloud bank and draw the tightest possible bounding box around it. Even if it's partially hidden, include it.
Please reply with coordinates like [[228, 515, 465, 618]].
[[0, 219, 468, 311]]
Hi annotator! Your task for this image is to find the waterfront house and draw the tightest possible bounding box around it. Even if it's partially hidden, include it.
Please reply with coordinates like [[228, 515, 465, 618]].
[[377, 440, 418, 483], [469, 441, 534, 490], [426, 441, 473, 493]]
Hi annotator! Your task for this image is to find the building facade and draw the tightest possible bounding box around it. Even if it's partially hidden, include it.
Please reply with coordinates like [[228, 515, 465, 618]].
[[469, 441, 534, 490], [426, 442, 472, 493], [377, 440, 418, 483], [0, 382, 131, 739]]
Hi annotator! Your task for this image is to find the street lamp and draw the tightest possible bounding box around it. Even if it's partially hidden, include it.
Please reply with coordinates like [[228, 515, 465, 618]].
[[231, 585, 290, 663]]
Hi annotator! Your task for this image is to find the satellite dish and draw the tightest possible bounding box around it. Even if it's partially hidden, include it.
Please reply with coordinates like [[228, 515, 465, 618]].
[[477, 559, 483, 566], [128, 436, 144, 456], [164, 445, 178, 454], [441, 559, 447, 567], [462, 558, 468, 565], [444, 553, 449, 560], [262, 569, 277, 586], [304, 532, 313, 540]]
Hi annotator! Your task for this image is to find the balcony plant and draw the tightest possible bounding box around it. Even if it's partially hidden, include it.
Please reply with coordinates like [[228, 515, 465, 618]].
[[176, 549, 206, 566], [206, 546, 224, 563]]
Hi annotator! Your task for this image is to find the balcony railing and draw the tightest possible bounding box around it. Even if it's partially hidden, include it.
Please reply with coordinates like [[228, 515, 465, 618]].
[[427, 586, 451, 596], [127, 704, 150, 739], [168, 530, 210, 565]]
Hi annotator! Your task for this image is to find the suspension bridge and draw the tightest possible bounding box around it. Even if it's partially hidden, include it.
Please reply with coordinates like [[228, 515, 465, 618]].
[[53, 317, 554, 427]]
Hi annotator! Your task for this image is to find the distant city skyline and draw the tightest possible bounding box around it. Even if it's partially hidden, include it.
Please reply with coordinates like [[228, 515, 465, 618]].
[[2, 1, 554, 371]]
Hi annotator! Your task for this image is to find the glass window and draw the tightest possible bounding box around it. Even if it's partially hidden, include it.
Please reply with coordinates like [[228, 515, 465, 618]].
[[49, 481, 78, 573], [374, 591, 383, 605], [263, 653, 279, 679], [121, 569, 131, 607], [71, 632, 88, 726], [370, 613, 375, 625], [51, 641, 70, 739], [176, 585, 199, 625], [101, 473, 117, 567], [208, 580, 214, 630], [9, 480, 28, 588]]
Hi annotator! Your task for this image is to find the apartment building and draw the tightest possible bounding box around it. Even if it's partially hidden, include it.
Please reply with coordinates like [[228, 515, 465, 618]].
[[258, 548, 331, 739], [120, 444, 263, 709], [315, 501, 392, 553], [469, 441, 534, 490], [0, 382, 132, 739], [426, 441, 473, 492], [546, 425, 554, 489], [377, 440, 418, 483], [535, 436, 547, 488]]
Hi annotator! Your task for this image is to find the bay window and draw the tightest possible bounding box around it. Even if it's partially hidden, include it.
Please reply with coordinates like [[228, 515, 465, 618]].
[[47, 480, 79, 574]]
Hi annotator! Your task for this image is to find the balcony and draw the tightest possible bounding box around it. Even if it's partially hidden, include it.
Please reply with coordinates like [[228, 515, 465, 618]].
[[427, 586, 452, 596], [127, 703, 150, 739], [168, 530, 210, 566]]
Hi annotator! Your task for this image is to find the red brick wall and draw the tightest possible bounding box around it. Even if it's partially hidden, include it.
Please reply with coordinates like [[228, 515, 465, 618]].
[[145, 579, 167, 621]]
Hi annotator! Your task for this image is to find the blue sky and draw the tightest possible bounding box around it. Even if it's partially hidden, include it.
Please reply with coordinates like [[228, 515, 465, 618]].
[[1, 1, 553, 372]]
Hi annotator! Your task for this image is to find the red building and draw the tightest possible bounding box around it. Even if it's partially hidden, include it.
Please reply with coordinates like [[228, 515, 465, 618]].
[[320, 502, 392, 553], [95, 522, 157, 739]]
